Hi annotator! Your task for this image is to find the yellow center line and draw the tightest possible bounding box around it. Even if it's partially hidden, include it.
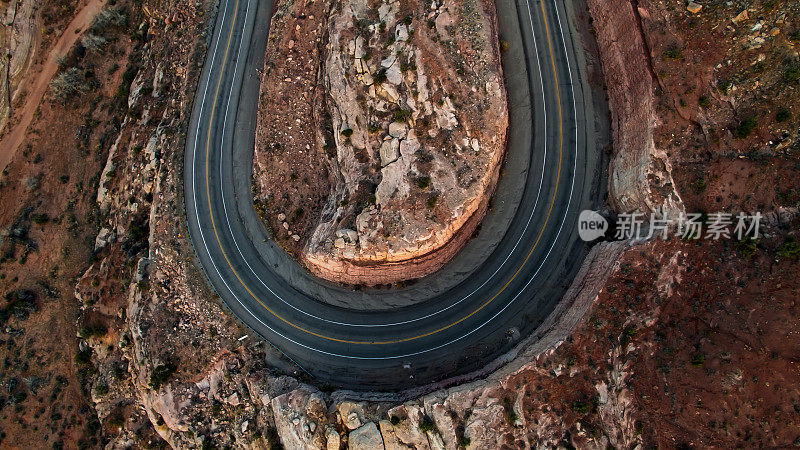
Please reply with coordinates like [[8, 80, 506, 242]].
[[203, 1, 565, 345]]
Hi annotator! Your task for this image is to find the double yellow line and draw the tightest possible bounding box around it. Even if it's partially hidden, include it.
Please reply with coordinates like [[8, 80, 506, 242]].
[[202, 1, 564, 345]]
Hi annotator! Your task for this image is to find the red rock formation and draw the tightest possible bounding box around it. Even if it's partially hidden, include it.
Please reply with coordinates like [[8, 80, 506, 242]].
[[253, 0, 508, 284], [585, 0, 683, 216]]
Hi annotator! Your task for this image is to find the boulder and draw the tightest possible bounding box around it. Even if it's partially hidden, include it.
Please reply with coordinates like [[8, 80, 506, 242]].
[[349, 422, 384, 450]]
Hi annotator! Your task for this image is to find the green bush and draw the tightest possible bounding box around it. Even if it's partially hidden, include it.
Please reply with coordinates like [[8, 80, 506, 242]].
[[50, 68, 88, 101], [692, 177, 707, 193], [75, 349, 92, 365], [0, 290, 36, 324], [81, 34, 108, 52], [776, 108, 792, 123], [373, 68, 387, 85], [778, 236, 800, 260], [393, 109, 413, 122], [107, 414, 124, 428], [785, 66, 800, 84], [734, 116, 757, 139], [80, 325, 108, 338], [571, 401, 591, 415], [663, 47, 682, 60], [149, 362, 177, 390], [127, 214, 149, 243], [418, 416, 437, 433], [415, 176, 431, 189], [735, 237, 758, 258], [427, 194, 439, 209], [94, 383, 109, 396], [31, 213, 49, 225], [717, 80, 731, 95], [89, 8, 127, 32]]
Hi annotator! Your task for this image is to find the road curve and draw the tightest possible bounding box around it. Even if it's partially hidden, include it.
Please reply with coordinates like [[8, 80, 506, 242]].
[[184, 0, 605, 390]]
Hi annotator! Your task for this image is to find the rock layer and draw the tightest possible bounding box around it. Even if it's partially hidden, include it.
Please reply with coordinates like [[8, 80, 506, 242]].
[[585, 0, 683, 217], [253, 0, 508, 284]]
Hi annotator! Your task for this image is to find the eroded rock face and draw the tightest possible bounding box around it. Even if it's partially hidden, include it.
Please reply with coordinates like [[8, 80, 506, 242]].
[[585, 0, 683, 217], [0, 0, 38, 132], [253, 0, 508, 284]]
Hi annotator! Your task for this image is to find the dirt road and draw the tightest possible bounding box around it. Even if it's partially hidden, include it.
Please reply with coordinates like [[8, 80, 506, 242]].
[[0, 0, 104, 172]]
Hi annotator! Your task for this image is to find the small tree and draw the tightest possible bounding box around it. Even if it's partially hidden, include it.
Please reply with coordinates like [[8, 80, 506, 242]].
[[81, 34, 108, 53], [50, 68, 86, 101]]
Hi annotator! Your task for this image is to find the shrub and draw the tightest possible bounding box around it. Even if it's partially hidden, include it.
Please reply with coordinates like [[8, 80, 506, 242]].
[[390, 416, 401, 426], [427, 194, 439, 209], [717, 80, 731, 95], [50, 68, 87, 101], [776, 108, 792, 123], [372, 68, 387, 85], [415, 176, 431, 189], [81, 34, 107, 52], [126, 214, 149, 243], [458, 436, 471, 448], [80, 325, 108, 338], [121, 64, 139, 85], [75, 349, 92, 365], [0, 290, 36, 324], [778, 236, 800, 260], [107, 414, 124, 428], [692, 177, 707, 193], [735, 237, 758, 258], [341, 128, 354, 138], [734, 116, 757, 139], [785, 66, 800, 84], [663, 47, 682, 60], [418, 416, 437, 433], [690, 353, 705, 367], [23, 176, 39, 191], [89, 8, 126, 33], [571, 401, 591, 414], [698, 96, 711, 108], [31, 213, 49, 225], [94, 383, 109, 396], [149, 361, 177, 390], [505, 409, 518, 424], [393, 109, 413, 122]]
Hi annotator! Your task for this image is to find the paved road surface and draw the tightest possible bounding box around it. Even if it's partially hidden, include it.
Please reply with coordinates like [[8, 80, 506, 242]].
[[184, 0, 606, 390]]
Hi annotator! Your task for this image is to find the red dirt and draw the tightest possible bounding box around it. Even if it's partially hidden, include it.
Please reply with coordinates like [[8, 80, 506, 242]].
[[0, 0, 105, 173]]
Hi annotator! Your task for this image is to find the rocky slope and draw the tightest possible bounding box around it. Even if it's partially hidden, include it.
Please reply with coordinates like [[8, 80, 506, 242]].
[[252, 0, 508, 284]]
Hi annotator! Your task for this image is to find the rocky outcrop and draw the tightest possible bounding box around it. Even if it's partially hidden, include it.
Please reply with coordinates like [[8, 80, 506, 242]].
[[585, 0, 683, 217], [0, 0, 37, 133], [253, 0, 508, 284]]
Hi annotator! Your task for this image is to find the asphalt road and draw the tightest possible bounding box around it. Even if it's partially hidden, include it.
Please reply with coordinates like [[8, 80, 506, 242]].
[[184, 0, 606, 390]]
